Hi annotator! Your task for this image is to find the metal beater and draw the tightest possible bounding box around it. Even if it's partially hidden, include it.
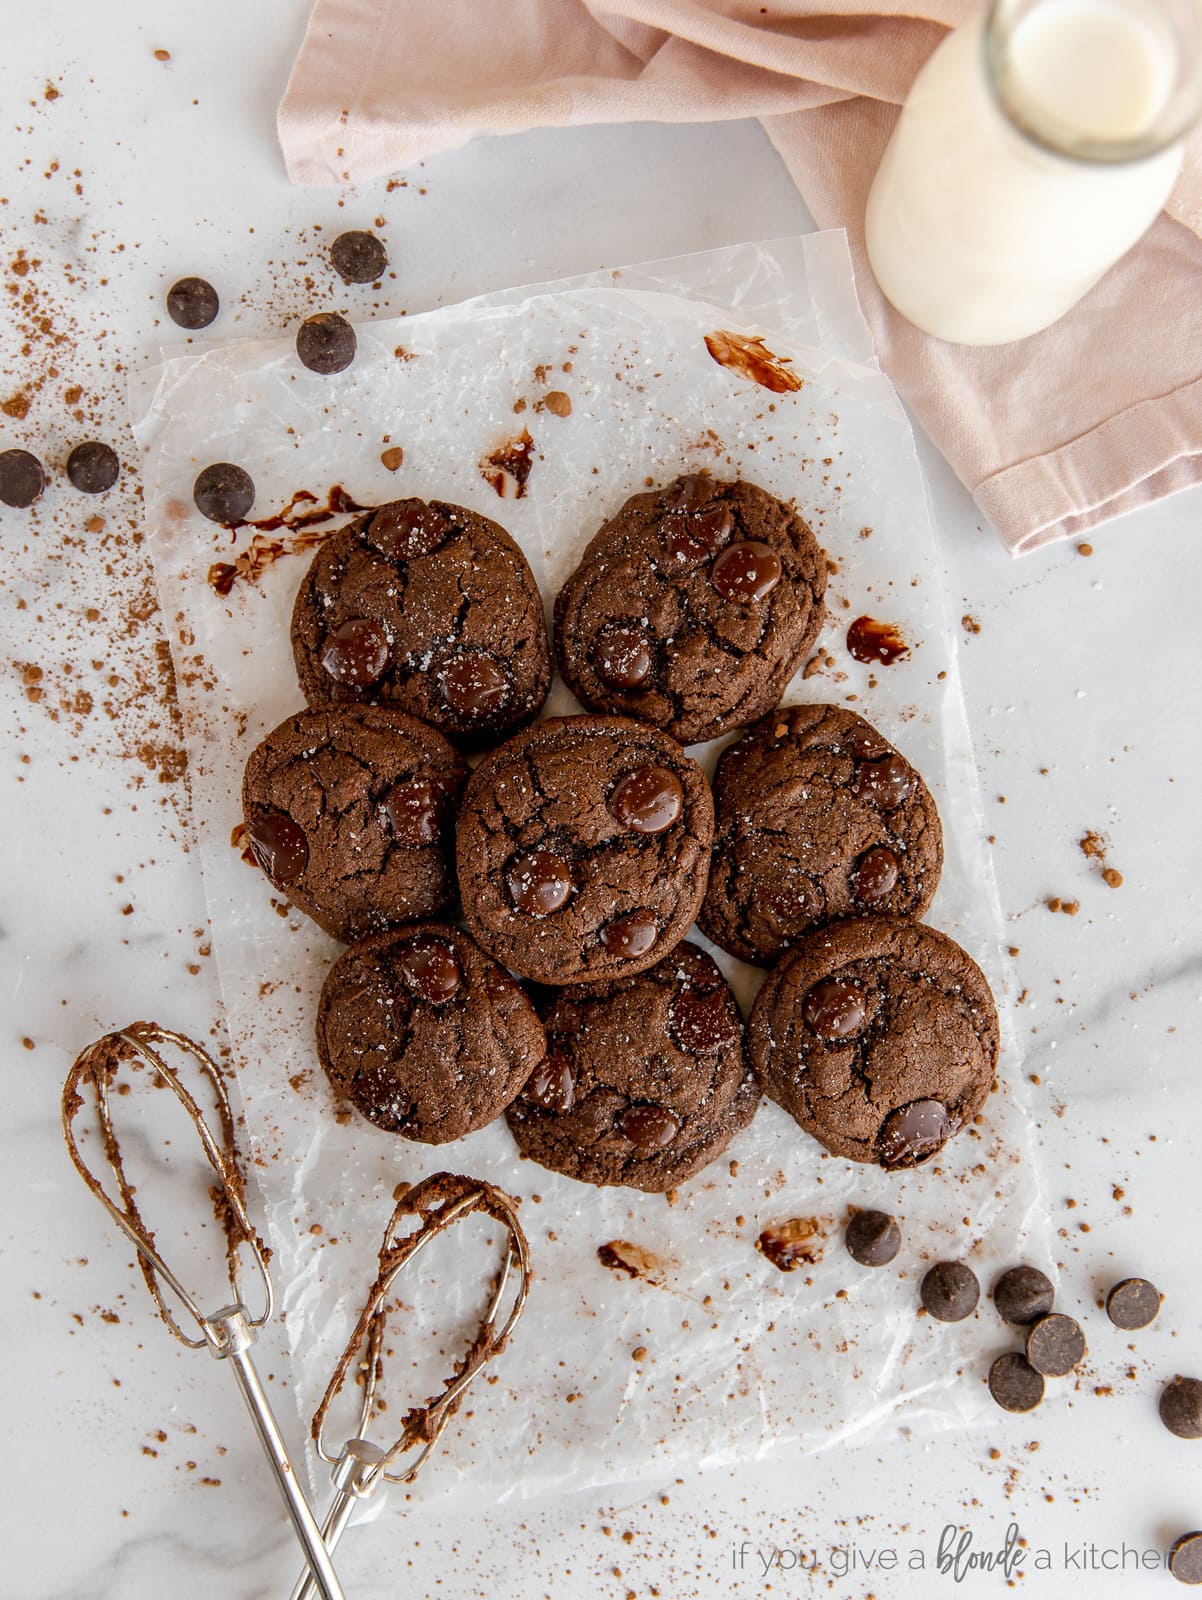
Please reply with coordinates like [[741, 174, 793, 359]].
[[61, 1022, 348, 1600], [288, 1171, 532, 1600]]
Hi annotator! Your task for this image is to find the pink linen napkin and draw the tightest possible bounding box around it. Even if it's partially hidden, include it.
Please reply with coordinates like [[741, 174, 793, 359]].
[[278, 0, 1202, 554]]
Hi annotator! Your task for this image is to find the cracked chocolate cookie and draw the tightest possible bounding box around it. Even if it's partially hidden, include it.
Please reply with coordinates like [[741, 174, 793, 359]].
[[291, 497, 551, 747], [553, 474, 827, 745], [699, 704, 943, 965], [748, 917, 998, 1168], [507, 943, 759, 1191], [242, 706, 468, 943], [316, 922, 546, 1142], [456, 714, 713, 985]]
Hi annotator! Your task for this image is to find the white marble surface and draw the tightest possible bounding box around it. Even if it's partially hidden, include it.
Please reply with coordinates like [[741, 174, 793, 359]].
[[2, 4, 1200, 1598]]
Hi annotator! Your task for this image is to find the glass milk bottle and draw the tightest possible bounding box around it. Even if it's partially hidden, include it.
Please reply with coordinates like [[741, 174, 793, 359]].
[[865, 0, 1202, 345]]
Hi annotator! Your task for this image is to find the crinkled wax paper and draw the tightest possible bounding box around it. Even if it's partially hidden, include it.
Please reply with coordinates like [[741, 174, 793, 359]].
[[130, 233, 1040, 1514]]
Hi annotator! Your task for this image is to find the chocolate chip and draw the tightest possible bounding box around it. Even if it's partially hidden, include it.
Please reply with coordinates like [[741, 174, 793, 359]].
[[320, 617, 389, 687], [396, 935, 461, 1003], [802, 977, 866, 1039], [1025, 1313, 1086, 1376], [1105, 1277, 1161, 1330], [664, 503, 734, 564], [166, 276, 219, 330], [246, 809, 308, 884], [753, 871, 818, 933], [608, 766, 683, 834], [600, 910, 658, 958], [988, 1352, 1045, 1413], [854, 754, 915, 810], [524, 1054, 575, 1113], [350, 1062, 414, 1133], [193, 462, 255, 525], [0, 448, 45, 508], [296, 312, 357, 375], [1169, 1532, 1202, 1584], [850, 844, 899, 902], [593, 622, 654, 689], [992, 1265, 1055, 1326], [439, 651, 509, 718], [662, 474, 712, 512], [878, 1099, 954, 1169], [920, 1260, 980, 1322], [1160, 1376, 1202, 1440], [66, 441, 119, 494], [710, 540, 782, 603], [382, 778, 442, 846], [669, 988, 738, 1054], [618, 1103, 680, 1150], [506, 849, 573, 916], [845, 1209, 901, 1266], [330, 230, 388, 284], [367, 499, 451, 561]]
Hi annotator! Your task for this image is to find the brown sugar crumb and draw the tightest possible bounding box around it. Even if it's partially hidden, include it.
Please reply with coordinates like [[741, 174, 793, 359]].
[[153, 48, 171, 61], [631, 1346, 648, 1362], [1077, 542, 1093, 556], [1046, 897, 1061, 913], [542, 390, 572, 418], [22, 1037, 35, 1050], [1102, 867, 1123, 889], [1046, 897, 1079, 914], [44, 82, 60, 100], [379, 446, 404, 471], [961, 614, 981, 634], [1079, 830, 1107, 861]]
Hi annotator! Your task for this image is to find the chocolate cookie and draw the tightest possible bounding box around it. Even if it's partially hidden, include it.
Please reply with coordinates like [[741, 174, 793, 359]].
[[748, 917, 998, 1168], [242, 706, 468, 943], [291, 497, 551, 747], [316, 923, 546, 1142], [507, 943, 759, 1191], [699, 705, 943, 965], [456, 714, 713, 985], [554, 474, 827, 745]]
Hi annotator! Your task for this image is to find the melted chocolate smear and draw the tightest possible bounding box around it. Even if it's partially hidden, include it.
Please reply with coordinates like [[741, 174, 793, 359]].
[[479, 429, 535, 499], [597, 1239, 667, 1282], [847, 615, 910, 665], [756, 1216, 829, 1272], [207, 484, 367, 595], [703, 330, 803, 394]]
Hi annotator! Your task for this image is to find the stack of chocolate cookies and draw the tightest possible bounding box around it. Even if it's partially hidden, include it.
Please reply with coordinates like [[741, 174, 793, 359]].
[[242, 474, 998, 1191]]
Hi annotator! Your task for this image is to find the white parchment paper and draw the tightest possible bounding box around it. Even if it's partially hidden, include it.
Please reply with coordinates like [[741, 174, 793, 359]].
[[131, 233, 1040, 1513]]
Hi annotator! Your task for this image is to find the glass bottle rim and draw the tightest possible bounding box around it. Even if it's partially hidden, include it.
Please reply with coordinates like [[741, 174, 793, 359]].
[[984, 0, 1202, 164]]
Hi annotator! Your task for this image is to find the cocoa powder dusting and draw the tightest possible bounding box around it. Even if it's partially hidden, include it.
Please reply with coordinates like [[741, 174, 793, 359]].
[[703, 330, 803, 394]]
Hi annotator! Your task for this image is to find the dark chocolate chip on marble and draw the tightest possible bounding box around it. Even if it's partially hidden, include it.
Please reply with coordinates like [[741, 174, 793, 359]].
[[1105, 1277, 1161, 1330], [608, 766, 683, 834], [878, 1099, 954, 1170], [0, 448, 45, 508], [330, 230, 388, 285], [710, 539, 782, 603], [1169, 1532, 1202, 1585], [988, 1352, 1045, 1413], [246, 809, 308, 884], [193, 461, 255, 524], [992, 1265, 1055, 1326], [802, 977, 866, 1040], [920, 1260, 980, 1322], [1160, 1377, 1202, 1440], [166, 276, 219, 330], [1025, 1313, 1086, 1377], [618, 1103, 680, 1151], [296, 312, 357, 375], [845, 1209, 901, 1267], [66, 441, 119, 494], [506, 849, 573, 916], [396, 935, 461, 1003], [320, 617, 389, 687]]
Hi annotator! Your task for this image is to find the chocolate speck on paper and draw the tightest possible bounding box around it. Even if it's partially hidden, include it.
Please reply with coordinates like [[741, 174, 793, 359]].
[[479, 429, 535, 499], [703, 330, 803, 395], [207, 485, 365, 596]]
